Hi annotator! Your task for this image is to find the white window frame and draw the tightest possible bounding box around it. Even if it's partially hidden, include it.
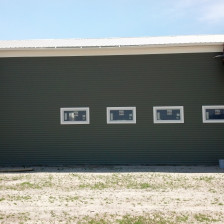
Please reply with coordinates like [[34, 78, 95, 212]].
[[153, 106, 184, 124], [202, 105, 224, 123], [60, 107, 90, 125], [107, 107, 136, 124]]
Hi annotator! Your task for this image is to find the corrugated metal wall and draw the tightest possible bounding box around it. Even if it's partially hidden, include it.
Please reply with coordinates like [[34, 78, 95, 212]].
[[0, 53, 224, 165]]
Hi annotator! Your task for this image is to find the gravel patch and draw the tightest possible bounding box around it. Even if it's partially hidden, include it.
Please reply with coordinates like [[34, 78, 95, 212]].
[[0, 166, 223, 223]]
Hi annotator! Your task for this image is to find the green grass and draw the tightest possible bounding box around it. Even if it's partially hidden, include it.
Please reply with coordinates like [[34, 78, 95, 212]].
[[19, 181, 41, 190], [8, 195, 32, 201], [65, 196, 80, 202], [75, 173, 191, 190], [139, 183, 152, 189], [79, 182, 108, 190], [175, 215, 189, 222], [0, 172, 222, 191], [117, 214, 174, 224], [194, 214, 220, 223], [194, 176, 215, 183], [76, 213, 192, 224], [0, 212, 31, 223], [74, 212, 223, 224]]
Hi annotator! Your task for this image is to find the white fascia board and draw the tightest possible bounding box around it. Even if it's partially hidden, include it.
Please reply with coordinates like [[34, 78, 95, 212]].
[[0, 44, 223, 58]]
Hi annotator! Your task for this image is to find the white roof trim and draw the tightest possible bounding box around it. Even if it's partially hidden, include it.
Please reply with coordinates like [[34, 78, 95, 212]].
[[0, 35, 223, 57], [0, 45, 222, 58], [1, 35, 224, 49]]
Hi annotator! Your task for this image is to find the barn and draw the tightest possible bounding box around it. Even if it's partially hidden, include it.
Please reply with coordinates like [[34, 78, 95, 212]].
[[0, 35, 224, 166]]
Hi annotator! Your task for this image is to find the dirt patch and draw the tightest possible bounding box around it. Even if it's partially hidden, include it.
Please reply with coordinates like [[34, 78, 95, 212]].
[[0, 166, 224, 223]]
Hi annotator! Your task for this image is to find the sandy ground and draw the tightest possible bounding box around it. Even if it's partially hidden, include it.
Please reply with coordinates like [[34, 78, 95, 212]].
[[0, 166, 224, 223]]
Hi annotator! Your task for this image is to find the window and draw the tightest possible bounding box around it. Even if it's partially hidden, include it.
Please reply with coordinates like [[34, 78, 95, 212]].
[[202, 105, 224, 123], [107, 107, 136, 124], [153, 106, 184, 123], [60, 107, 90, 124]]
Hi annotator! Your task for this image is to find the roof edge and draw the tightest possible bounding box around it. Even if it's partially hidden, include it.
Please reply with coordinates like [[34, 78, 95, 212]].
[[0, 44, 222, 58], [0, 41, 223, 50], [0, 34, 224, 50]]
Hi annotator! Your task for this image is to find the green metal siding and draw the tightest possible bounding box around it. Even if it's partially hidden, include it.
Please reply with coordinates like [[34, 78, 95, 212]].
[[0, 53, 224, 165]]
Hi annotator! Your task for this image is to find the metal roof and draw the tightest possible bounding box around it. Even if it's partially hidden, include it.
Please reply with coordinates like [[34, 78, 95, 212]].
[[0, 35, 224, 49]]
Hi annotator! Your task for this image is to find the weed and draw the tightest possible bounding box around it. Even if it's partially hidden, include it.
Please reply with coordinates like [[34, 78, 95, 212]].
[[209, 188, 217, 193], [50, 211, 56, 218], [65, 196, 79, 202], [176, 215, 188, 222], [79, 182, 107, 190], [140, 183, 151, 189], [92, 182, 107, 190], [194, 214, 219, 222], [10, 195, 31, 201], [78, 214, 176, 224], [41, 181, 53, 188], [197, 176, 214, 183], [19, 182, 40, 190]]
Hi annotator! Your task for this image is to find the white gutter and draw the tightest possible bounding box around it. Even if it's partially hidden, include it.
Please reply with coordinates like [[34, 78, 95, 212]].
[[0, 44, 223, 58], [0, 35, 223, 57]]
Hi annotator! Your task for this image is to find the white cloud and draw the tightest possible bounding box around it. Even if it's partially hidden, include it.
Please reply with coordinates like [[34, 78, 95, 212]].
[[165, 0, 224, 25], [199, 1, 224, 23], [174, 0, 207, 9], [164, 0, 207, 19]]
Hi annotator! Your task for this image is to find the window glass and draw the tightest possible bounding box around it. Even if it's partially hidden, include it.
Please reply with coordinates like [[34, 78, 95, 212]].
[[64, 110, 87, 121], [156, 109, 181, 121], [107, 107, 136, 124], [202, 106, 224, 123], [60, 108, 89, 124], [110, 110, 133, 121], [153, 106, 184, 123], [205, 109, 224, 120]]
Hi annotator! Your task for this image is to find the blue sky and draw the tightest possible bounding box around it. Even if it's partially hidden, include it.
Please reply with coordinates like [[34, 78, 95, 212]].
[[0, 0, 224, 40]]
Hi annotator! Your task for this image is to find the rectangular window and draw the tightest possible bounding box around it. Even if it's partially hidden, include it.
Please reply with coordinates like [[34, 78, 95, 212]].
[[202, 106, 224, 123], [60, 107, 90, 124], [107, 107, 136, 124], [153, 106, 184, 123]]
